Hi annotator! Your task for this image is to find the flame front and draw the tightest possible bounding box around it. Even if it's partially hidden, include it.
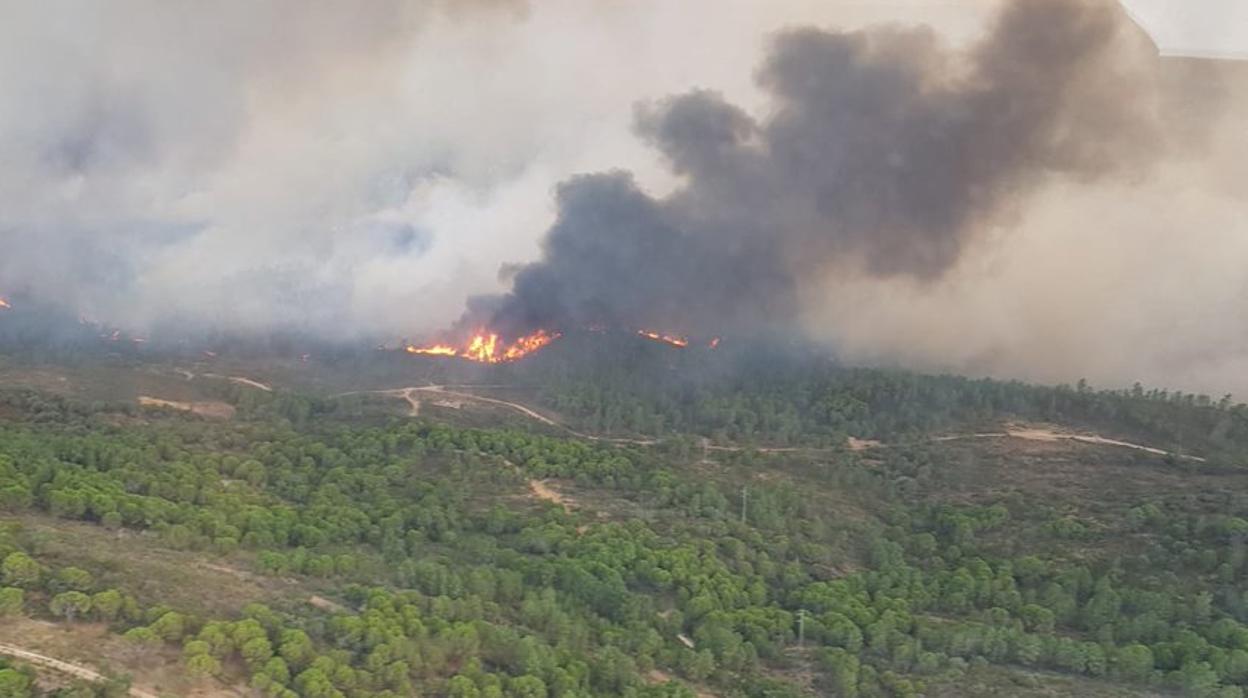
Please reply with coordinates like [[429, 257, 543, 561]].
[[638, 330, 689, 348], [502, 329, 558, 361], [407, 344, 458, 357], [464, 333, 499, 362], [406, 329, 559, 363]]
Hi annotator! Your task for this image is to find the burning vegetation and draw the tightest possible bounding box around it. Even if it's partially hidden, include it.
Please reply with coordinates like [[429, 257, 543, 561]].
[[0, 297, 10, 310], [406, 329, 560, 364], [404, 326, 720, 364], [637, 330, 689, 348]]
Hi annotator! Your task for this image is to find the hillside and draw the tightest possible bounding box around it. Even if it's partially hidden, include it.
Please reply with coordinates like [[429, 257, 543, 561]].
[[0, 348, 1247, 697]]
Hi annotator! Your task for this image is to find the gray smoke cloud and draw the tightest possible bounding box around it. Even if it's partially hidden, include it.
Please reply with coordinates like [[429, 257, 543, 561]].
[[1, 0, 1246, 395], [483, 0, 1171, 337], [476, 0, 1248, 398]]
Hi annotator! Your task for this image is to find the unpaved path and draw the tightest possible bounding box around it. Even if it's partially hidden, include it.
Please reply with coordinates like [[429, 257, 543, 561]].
[[138, 396, 235, 419], [336, 387, 1202, 461], [339, 385, 655, 444], [419, 385, 571, 430], [0, 642, 160, 698], [371, 387, 422, 416], [228, 376, 272, 392], [343, 387, 422, 416], [927, 424, 1206, 462]]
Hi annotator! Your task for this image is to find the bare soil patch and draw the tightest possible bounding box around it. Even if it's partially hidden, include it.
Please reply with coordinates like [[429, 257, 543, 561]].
[[138, 396, 235, 419], [227, 376, 272, 392], [847, 436, 882, 451], [529, 479, 574, 511], [308, 595, 349, 613], [3, 515, 296, 615], [0, 618, 242, 697]]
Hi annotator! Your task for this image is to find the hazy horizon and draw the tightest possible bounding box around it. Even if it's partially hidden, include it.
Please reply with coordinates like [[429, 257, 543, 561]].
[[1, 0, 1246, 396]]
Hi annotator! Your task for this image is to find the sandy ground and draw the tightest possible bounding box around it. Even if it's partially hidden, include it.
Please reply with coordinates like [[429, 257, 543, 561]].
[[227, 376, 272, 392], [0, 618, 245, 697], [647, 668, 719, 698], [847, 436, 883, 451], [307, 595, 349, 614], [529, 479, 573, 511], [0, 641, 160, 698], [979, 424, 1202, 462], [137, 396, 235, 419]]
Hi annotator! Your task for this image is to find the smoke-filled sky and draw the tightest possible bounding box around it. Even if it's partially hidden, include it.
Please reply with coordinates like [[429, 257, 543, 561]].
[[1, 0, 1246, 395]]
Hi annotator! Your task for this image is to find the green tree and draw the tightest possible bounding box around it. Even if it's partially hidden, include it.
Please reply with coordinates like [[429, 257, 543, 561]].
[[49, 591, 92, 622], [0, 667, 35, 698], [1114, 644, 1154, 682], [0, 587, 23, 616], [185, 652, 223, 679], [50, 566, 93, 593], [279, 629, 315, 671], [1, 553, 41, 589], [241, 636, 275, 671], [261, 657, 291, 687], [149, 611, 188, 642], [508, 675, 547, 698], [447, 675, 481, 698], [91, 589, 124, 621]]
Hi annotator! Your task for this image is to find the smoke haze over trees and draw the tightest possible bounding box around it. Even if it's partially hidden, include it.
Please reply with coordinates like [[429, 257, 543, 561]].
[[483, 0, 1168, 337], [1, 0, 1246, 394]]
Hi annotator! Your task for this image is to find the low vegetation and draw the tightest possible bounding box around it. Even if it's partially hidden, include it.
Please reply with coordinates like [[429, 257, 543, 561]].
[[0, 352, 1245, 697]]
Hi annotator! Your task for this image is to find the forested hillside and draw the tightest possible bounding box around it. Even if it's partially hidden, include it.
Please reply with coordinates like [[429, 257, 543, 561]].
[[0, 356, 1247, 697], [514, 337, 1248, 460]]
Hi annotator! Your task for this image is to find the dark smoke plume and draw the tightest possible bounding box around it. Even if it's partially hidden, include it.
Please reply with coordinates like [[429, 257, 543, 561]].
[[479, 0, 1159, 338]]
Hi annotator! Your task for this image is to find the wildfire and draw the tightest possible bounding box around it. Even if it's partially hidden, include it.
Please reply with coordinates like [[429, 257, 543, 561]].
[[637, 330, 689, 348], [709, 337, 721, 349], [407, 344, 458, 357], [0, 297, 10, 310], [406, 328, 560, 364]]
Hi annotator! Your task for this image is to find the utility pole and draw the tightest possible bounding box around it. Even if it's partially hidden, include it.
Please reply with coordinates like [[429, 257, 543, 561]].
[[740, 485, 748, 525], [798, 608, 806, 647]]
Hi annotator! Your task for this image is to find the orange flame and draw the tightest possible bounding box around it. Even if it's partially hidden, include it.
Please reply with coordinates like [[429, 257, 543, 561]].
[[463, 333, 499, 362], [407, 344, 458, 357], [406, 328, 560, 363], [502, 329, 558, 361], [638, 330, 689, 348], [0, 297, 10, 310]]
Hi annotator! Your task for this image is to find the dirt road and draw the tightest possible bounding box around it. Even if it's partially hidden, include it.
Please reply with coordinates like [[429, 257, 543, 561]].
[[339, 386, 1202, 462], [341, 385, 658, 445], [228, 376, 272, 392], [928, 425, 1206, 462], [0, 643, 160, 698]]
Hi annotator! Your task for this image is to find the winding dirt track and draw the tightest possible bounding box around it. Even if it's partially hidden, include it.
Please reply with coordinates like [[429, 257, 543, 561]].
[[927, 426, 1205, 462], [227, 376, 272, 392], [340, 385, 659, 445], [340, 385, 1204, 461], [0, 643, 159, 698]]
